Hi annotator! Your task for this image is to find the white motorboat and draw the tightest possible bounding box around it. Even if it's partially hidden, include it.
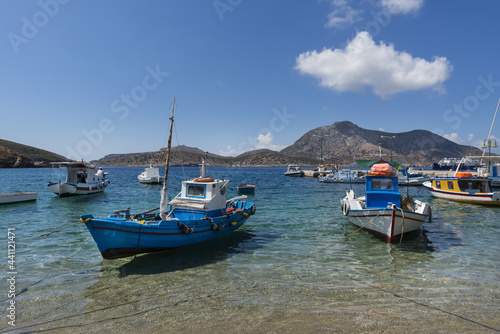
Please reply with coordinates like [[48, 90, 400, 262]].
[[284, 164, 304, 177], [397, 168, 430, 186], [138, 161, 162, 184]]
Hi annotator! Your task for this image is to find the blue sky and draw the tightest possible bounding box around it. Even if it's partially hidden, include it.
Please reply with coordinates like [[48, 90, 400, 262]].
[[1, 0, 499, 160]]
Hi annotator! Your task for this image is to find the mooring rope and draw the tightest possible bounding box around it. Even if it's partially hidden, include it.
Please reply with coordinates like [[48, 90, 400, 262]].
[[398, 206, 405, 246], [0, 221, 81, 247]]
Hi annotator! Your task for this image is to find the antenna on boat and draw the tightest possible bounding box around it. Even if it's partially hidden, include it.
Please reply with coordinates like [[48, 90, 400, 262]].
[[482, 97, 499, 158], [160, 97, 175, 220]]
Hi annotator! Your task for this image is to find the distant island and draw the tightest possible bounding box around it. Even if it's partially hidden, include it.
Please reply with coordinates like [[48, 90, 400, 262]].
[[0, 121, 490, 168]]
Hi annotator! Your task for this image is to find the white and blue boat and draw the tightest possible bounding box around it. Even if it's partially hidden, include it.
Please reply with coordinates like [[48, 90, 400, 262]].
[[81, 98, 256, 259], [319, 168, 365, 183], [397, 166, 430, 186], [341, 160, 431, 242], [48, 162, 109, 197]]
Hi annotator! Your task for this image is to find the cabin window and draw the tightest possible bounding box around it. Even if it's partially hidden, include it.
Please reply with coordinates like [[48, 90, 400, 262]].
[[447, 181, 453, 189], [186, 184, 205, 198], [457, 180, 490, 193], [371, 179, 393, 190], [435, 181, 441, 189]]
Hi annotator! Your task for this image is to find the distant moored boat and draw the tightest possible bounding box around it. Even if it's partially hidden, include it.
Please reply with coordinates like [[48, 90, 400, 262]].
[[0, 192, 37, 204], [237, 184, 255, 194]]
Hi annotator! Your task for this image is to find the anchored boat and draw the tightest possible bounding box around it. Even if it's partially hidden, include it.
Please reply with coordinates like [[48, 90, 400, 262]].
[[341, 160, 432, 242], [423, 158, 500, 205], [138, 161, 162, 184], [48, 162, 109, 197], [284, 164, 303, 177], [0, 192, 37, 204], [237, 184, 255, 194], [81, 98, 256, 259], [319, 169, 365, 183]]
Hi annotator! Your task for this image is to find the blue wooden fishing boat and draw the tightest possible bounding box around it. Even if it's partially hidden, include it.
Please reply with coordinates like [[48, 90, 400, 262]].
[[80, 98, 256, 259], [341, 160, 432, 242]]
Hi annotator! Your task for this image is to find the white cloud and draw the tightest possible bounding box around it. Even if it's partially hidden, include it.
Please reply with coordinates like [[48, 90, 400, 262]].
[[326, 0, 362, 28], [443, 132, 464, 144], [295, 31, 452, 98], [256, 133, 286, 151], [219, 133, 285, 156], [380, 0, 424, 15], [219, 145, 238, 156]]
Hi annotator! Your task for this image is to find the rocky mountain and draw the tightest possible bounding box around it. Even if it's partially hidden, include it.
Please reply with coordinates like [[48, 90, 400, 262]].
[[94, 146, 316, 167], [1, 121, 491, 168], [0, 139, 68, 168], [280, 121, 484, 166]]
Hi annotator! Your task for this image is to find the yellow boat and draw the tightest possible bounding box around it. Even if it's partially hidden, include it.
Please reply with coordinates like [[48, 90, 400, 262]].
[[423, 172, 500, 205]]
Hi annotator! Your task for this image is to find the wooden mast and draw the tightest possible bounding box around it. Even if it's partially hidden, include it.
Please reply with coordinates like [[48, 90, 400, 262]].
[[160, 97, 175, 220]]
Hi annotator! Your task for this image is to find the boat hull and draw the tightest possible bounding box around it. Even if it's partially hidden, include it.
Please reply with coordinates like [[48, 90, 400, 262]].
[[138, 176, 162, 184], [48, 181, 108, 197], [398, 176, 430, 186], [346, 207, 428, 242], [82, 200, 256, 259], [284, 172, 303, 177], [0, 192, 37, 204], [237, 184, 255, 194]]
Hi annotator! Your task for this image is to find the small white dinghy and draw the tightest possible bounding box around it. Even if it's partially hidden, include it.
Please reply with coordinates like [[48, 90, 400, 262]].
[[0, 192, 37, 204]]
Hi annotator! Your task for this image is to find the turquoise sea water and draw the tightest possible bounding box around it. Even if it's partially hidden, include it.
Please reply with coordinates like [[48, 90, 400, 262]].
[[0, 166, 499, 333]]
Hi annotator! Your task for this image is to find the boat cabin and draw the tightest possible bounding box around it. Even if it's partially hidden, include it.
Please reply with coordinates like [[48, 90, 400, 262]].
[[431, 175, 492, 194], [168, 178, 228, 218], [51, 162, 103, 184], [365, 175, 400, 208], [139, 166, 160, 179], [364, 161, 400, 209]]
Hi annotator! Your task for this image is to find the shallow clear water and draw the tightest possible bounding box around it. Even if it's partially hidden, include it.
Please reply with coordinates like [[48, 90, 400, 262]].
[[0, 167, 498, 333]]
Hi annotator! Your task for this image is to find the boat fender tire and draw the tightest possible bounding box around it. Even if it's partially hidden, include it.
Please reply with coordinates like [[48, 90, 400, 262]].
[[352, 175, 358, 180], [343, 202, 350, 216], [250, 205, 256, 215], [178, 222, 193, 234], [333, 177, 337, 181], [339, 178, 344, 182], [212, 223, 224, 231]]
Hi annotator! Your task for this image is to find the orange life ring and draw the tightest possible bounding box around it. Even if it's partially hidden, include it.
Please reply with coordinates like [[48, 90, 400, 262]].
[[193, 177, 215, 182], [369, 163, 395, 176], [368, 170, 395, 176]]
